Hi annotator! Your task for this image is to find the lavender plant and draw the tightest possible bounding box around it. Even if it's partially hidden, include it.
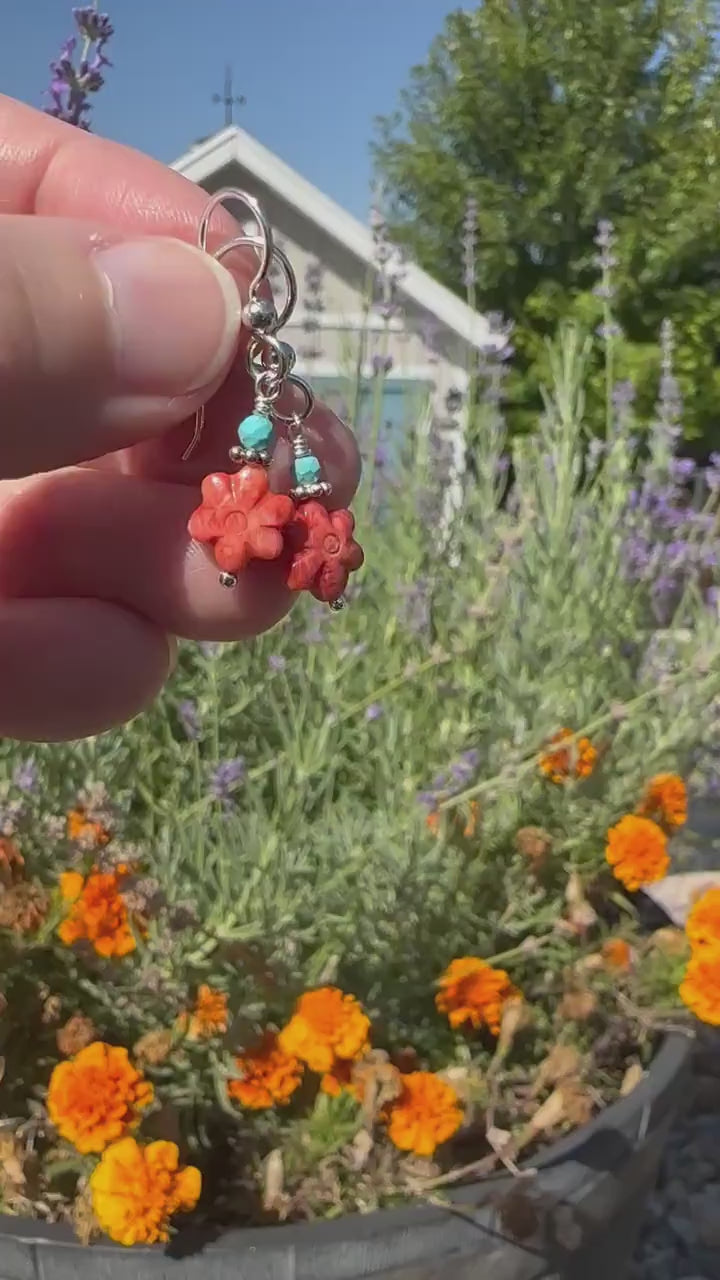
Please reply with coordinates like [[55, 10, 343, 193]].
[[44, 6, 113, 129]]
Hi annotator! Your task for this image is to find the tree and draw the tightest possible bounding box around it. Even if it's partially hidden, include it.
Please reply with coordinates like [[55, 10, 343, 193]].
[[374, 0, 720, 448]]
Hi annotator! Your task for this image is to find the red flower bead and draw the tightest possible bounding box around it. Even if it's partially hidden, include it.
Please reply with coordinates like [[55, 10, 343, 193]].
[[188, 467, 295, 575], [286, 501, 364, 603]]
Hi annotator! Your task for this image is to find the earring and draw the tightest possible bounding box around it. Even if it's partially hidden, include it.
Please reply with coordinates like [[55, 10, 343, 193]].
[[185, 189, 364, 612]]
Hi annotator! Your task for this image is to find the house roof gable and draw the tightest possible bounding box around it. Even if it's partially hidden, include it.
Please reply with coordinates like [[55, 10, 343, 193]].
[[171, 126, 498, 352]]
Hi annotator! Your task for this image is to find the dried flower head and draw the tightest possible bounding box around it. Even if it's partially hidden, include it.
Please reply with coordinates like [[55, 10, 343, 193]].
[[638, 773, 687, 830], [56, 1013, 97, 1057], [0, 837, 24, 887], [47, 1042, 154, 1154], [679, 946, 720, 1025], [685, 887, 720, 950], [605, 815, 669, 891], [278, 987, 370, 1074], [133, 1030, 174, 1068], [90, 1137, 201, 1246], [435, 957, 520, 1035], [516, 826, 552, 871], [227, 1031, 303, 1109], [0, 882, 48, 934], [600, 938, 632, 971], [58, 867, 137, 958], [386, 1072, 463, 1157], [539, 729, 597, 783], [182, 985, 228, 1040]]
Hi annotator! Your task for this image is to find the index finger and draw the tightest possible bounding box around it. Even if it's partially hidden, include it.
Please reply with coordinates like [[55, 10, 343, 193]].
[[0, 95, 236, 242]]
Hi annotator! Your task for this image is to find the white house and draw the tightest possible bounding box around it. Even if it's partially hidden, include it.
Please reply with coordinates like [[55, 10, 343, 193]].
[[171, 125, 500, 484]]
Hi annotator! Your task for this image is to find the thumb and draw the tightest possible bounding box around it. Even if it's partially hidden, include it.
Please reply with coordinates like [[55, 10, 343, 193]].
[[0, 215, 243, 477]]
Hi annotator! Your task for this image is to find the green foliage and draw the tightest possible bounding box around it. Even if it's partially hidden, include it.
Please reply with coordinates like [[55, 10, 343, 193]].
[[374, 0, 720, 446], [0, 326, 716, 1223]]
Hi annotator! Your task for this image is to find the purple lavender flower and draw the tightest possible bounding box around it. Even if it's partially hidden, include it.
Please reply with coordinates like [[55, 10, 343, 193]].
[[597, 321, 622, 341], [463, 195, 478, 292], [209, 758, 246, 806], [12, 758, 38, 794], [268, 654, 287, 672], [397, 579, 431, 635], [199, 641, 221, 659], [73, 7, 114, 42], [365, 703, 383, 722], [612, 380, 636, 408], [706, 453, 720, 491], [44, 8, 113, 130], [669, 456, 696, 483], [372, 354, 393, 376], [178, 700, 201, 741]]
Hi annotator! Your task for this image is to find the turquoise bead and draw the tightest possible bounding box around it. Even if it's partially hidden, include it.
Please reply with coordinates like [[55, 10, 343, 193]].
[[294, 453, 322, 484], [237, 412, 273, 450]]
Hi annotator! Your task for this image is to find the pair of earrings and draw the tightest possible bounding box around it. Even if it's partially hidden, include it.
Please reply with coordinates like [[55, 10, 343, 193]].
[[184, 189, 363, 611]]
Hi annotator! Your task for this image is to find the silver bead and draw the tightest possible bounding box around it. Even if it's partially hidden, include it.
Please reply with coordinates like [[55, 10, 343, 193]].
[[329, 596, 346, 613], [278, 341, 296, 373], [242, 297, 278, 332], [219, 572, 238, 589], [229, 444, 270, 466]]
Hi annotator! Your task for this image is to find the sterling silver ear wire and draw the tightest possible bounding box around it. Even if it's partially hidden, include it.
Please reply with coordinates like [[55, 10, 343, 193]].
[[185, 188, 364, 609]]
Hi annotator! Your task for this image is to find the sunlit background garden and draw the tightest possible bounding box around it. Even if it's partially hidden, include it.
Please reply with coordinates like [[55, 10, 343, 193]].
[[3, 0, 720, 1263]]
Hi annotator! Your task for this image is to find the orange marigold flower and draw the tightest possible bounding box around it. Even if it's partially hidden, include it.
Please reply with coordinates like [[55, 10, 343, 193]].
[[386, 1072, 463, 1157], [539, 728, 597, 784], [435, 957, 520, 1035], [685, 888, 720, 951], [66, 806, 111, 847], [426, 802, 480, 839], [90, 1137, 201, 1246], [601, 938, 632, 971], [184, 985, 228, 1040], [320, 1056, 358, 1098], [278, 987, 370, 1074], [47, 1042, 154, 1154], [58, 868, 136, 958], [638, 773, 687, 831], [679, 946, 720, 1026], [227, 1031, 303, 1109], [605, 815, 669, 892]]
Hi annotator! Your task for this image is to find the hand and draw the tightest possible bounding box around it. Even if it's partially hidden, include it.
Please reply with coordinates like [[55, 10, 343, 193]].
[[0, 96, 360, 741]]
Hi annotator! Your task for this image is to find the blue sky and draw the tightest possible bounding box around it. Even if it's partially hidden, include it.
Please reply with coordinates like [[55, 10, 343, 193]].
[[2, 0, 462, 221]]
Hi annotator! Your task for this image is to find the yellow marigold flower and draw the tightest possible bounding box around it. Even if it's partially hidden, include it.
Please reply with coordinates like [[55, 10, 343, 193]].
[[47, 1042, 154, 1154], [435, 957, 520, 1035], [184, 985, 228, 1040], [539, 728, 597, 784], [679, 946, 720, 1026], [686, 888, 720, 951], [278, 987, 370, 1075], [90, 1137, 201, 1246], [601, 938, 632, 971], [605, 814, 669, 892], [638, 773, 687, 831], [227, 1031, 303, 1109], [386, 1071, 463, 1157], [58, 867, 136, 958]]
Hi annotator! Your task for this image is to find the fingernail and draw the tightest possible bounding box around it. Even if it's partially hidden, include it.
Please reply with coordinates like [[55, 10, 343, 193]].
[[94, 238, 242, 396]]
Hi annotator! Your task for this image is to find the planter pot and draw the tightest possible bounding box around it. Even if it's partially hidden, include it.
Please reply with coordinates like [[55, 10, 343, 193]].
[[0, 1033, 691, 1280]]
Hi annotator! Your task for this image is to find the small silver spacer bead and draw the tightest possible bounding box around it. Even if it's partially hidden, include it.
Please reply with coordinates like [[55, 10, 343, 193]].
[[229, 444, 270, 466], [242, 297, 278, 332], [329, 596, 346, 612], [290, 480, 332, 502], [219, 571, 238, 589]]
